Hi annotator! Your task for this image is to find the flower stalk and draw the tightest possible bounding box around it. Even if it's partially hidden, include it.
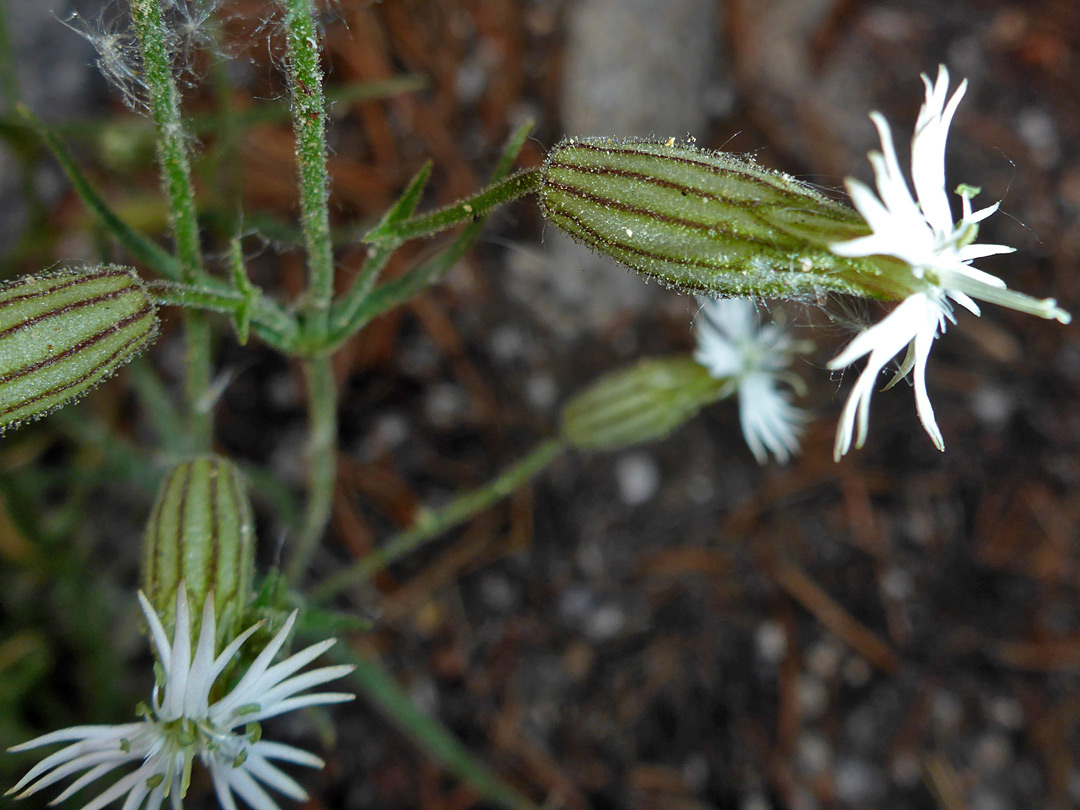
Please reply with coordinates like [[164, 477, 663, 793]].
[[279, 0, 334, 338], [286, 355, 338, 584], [129, 0, 213, 450]]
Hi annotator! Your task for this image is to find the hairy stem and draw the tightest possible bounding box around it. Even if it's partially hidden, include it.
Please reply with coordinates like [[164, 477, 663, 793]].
[[280, 0, 334, 337], [147, 281, 300, 351], [365, 168, 541, 245], [130, 0, 212, 448], [286, 355, 338, 582]]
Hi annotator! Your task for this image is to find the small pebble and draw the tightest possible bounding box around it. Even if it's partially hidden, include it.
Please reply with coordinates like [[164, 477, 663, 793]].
[[425, 383, 467, 428], [797, 675, 829, 720], [970, 385, 1015, 429], [559, 585, 593, 623], [972, 732, 1012, 775], [880, 567, 914, 601], [932, 691, 964, 736], [834, 758, 886, 805], [889, 752, 922, 788], [796, 731, 832, 775], [970, 790, 1009, 810], [807, 637, 844, 679], [615, 452, 660, 505], [489, 324, 526, 361], [525, 374, 558, 411], [585, 603, 625, 641], [755, 620, 787, 664], [686, 472, 715, 503], [479, 574, 516, 611], [1016, 107, 1060, 168], [361, 413, 409, 455], [741, 794, 772, 810], [682, 754, 708, 792], [842, 656, 872, 687], [987, 695, 1024, 730], [269, 371, 298, 409], [408, 677, 439, 716]]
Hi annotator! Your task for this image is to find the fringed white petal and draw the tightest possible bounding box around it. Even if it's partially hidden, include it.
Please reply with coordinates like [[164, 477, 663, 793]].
[[826, 65, 1069, 456], [694, 297, 809, 464], [9, 592, 353, 810]]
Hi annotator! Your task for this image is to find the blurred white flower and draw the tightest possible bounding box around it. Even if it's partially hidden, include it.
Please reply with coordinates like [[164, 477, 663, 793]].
[[828, 65, 1070, 460], [694, 296, 808, 464], [7, 590, 354, 810]]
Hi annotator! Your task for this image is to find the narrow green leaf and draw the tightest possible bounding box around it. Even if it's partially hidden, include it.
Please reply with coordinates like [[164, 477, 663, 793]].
[[127, 358, 187, 453], [330, 162, 434, 327], [228, 236, 257, 345], [493, 119, 536, 182], [384, 160, 433, 226], [363, 168, 540, 245], [327, 120, 537, 347]]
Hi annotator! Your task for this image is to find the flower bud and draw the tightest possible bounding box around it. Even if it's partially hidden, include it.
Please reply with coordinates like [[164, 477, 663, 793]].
[[538, 137, 911, 301], [562, 356, 727, 450], [142, 455, 256, 643], [0, 266, 159, 433]]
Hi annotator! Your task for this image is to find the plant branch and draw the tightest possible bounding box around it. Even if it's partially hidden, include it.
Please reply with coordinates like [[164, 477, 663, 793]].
[[285, 355, 338, 583], [280, 0, 334, 337], [327, 119, 536, 347], [364, 168, 541, 245], [147, 281, 300, 351], [130, 0, 213, 448]]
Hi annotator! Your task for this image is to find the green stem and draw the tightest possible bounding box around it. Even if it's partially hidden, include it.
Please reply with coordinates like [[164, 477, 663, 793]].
[[324, 218, 483, 350], [286, 356, 338, 582], [127, 359, 188, 454], [331, 161, 433, 328], [147, 281, 300, 352], [130, 0, 213, 449], [364, 168, 541, 245], [280, 0, 334, 336], [314, 438, 565, 602]]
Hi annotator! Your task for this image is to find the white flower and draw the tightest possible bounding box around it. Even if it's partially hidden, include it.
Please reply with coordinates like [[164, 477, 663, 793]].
[[7, 590, 355, 810], [828, 65, 1070, 460], [693, 296, 808, 464]]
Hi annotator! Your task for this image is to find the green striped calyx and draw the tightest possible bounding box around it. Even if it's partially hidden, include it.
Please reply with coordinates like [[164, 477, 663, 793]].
[[0, 266, 159, 433], [562, 356, 728, 450], [142, 455, 256, 644], [538, 137, 911, 301]]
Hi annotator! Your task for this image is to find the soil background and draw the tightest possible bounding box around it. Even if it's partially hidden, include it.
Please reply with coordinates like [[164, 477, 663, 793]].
[[3, 1, 1080, 810]]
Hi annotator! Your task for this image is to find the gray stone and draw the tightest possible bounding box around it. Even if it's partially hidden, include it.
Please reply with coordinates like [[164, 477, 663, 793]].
[[526, 0, 725, 334]]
